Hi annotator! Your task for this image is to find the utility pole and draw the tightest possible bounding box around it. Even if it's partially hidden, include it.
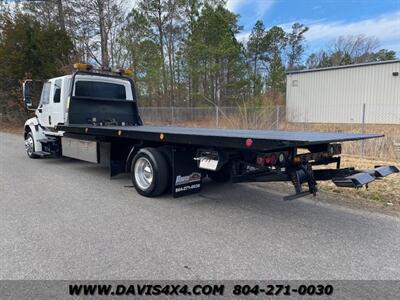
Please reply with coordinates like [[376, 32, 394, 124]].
[[361, 103, 366, 159]]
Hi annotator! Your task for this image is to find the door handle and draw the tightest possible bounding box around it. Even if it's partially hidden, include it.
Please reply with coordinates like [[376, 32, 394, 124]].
[[49, 116, 51, 125]]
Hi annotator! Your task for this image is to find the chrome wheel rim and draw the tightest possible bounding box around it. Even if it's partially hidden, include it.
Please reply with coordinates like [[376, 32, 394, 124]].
[[134, 157, 153, 190], [25, 135, 34, 156]]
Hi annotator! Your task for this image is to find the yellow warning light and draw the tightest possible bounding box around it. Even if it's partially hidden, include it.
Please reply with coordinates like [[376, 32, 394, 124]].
[[73, 63, 93, 71], [117, 68, 133, 76], [123, 68, 133, 76], [160, 133, 164, 140]]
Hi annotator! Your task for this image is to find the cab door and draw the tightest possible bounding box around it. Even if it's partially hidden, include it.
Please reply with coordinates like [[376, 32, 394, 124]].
[[49, 78, 63, 125], [36, 81, 51, 127], [37, 79, 64, 128]]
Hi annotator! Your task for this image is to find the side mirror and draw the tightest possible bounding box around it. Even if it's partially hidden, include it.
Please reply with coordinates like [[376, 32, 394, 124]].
[[23, 80, 33, 110]]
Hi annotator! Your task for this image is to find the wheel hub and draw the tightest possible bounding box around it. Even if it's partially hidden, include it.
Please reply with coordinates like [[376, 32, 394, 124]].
[[25, 136, 34, 155], [134, 157, 154, 190]]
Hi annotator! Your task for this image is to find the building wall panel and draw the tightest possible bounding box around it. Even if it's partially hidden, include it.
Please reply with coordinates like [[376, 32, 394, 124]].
[[286, 61, 400, 124]]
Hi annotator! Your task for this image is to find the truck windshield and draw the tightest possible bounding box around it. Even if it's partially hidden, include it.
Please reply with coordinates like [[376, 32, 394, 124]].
[[74, 81, 126, 100]]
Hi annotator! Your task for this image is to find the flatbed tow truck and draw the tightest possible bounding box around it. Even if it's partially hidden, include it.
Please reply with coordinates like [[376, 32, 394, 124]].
[[22, 63, 398, 200]]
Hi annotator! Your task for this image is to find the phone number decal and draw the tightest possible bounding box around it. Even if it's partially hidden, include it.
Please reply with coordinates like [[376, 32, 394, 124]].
[[232, 284, 333, 296]]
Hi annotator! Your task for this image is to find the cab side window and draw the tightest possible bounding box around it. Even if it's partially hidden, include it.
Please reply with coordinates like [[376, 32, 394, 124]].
[[53, 79, 62, 103], [40, 82, 51, 105]]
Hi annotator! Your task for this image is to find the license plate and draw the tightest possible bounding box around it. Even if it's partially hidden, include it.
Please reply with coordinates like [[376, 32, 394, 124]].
[[199, 157, 218, 171]]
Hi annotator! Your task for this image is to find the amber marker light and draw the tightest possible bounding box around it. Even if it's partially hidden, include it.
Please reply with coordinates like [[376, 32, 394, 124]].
[[293, 156, 301, 164], [123, 68, 133, 76], [117, 68, 133, 76], [73, 63, 93, 71]]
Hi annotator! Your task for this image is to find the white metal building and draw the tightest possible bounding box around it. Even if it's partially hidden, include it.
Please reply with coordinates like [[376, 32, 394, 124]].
[[286, 60, 400, 124]]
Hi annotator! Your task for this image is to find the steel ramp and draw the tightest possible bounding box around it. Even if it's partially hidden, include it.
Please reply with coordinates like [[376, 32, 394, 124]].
[[333, 165, 399, 188], [333, 173, 375, 188], [368, 166, 399, 177]]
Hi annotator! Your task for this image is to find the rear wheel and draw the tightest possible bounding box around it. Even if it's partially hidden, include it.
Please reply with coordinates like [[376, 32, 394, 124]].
[[131, 148, 170, 197], [25, 132, 39, 159]]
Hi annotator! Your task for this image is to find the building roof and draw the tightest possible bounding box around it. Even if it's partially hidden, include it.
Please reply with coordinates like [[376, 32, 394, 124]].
[[286, 59, 400, 75]]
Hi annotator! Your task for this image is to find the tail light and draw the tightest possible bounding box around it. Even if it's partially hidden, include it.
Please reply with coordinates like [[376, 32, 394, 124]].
[[245, 138, 253, 148], [256, 153, 277, 166]]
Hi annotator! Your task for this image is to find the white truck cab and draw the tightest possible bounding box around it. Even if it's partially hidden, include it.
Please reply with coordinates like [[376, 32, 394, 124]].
[[23, 64, 135, 158]]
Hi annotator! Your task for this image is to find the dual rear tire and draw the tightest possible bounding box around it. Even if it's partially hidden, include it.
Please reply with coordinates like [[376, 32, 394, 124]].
[[131, 148, 170, 197], [131, 147, 232, 197]]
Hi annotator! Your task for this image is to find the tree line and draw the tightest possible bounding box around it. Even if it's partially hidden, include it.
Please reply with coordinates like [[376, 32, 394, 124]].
[[0, 0, 396, 114]]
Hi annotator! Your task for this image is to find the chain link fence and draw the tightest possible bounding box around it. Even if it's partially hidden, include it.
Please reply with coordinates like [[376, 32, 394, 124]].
[[138, 106, 285, 129]]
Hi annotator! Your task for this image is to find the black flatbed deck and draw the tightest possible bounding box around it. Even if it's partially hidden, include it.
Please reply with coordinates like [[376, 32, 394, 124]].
[[58, 124, 382, 151]]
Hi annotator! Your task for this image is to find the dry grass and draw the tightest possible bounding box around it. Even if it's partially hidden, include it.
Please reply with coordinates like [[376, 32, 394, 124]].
[[0, 120, 24, 135]]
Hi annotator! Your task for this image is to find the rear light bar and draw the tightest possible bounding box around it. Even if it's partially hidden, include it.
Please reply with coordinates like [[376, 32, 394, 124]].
[[257, 144, 341, 167], [293, 144, 341, 165], [257, 151, 288, 166]]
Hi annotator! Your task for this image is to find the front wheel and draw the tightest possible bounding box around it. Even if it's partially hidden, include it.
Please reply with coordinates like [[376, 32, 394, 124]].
[[131, 148, 170, 197], [25, 132, 39, 159]]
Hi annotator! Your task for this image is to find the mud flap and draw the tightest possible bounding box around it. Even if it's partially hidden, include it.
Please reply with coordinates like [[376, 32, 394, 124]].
[[172, 147, 202, 198], [109, 142, 132, 177]]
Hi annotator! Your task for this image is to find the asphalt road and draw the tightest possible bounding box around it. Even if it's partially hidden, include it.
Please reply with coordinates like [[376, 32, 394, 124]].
[[1, 132, 400, 280]]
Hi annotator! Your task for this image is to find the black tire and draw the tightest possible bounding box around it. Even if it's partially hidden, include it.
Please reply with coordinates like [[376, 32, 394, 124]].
[[131, 148, 170, 197], [25, 132, 39, 159], [208, 163, 231, 183]]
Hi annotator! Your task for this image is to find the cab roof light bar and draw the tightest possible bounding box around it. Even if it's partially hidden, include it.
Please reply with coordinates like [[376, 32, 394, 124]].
[[73, 63, 133, 77]]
